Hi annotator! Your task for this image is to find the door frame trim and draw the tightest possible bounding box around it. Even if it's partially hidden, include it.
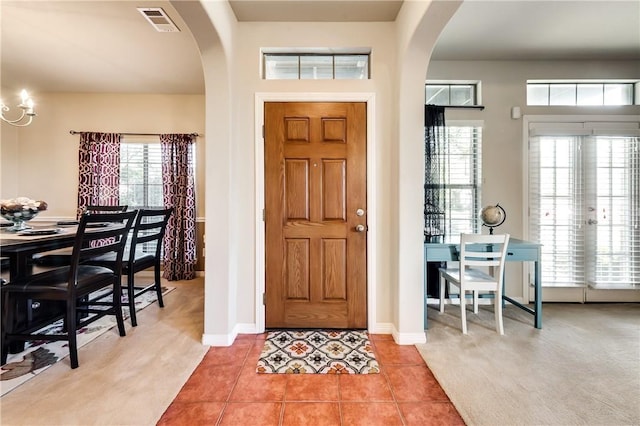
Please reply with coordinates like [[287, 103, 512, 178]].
[[255, 92, 377, 333]]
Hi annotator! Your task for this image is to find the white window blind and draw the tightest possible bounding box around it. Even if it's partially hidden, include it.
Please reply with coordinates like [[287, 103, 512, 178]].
[[120, 140, 164, 209], [119, 138, 165, 254], [528, 120, 640, 288], [441, 124, 483, 237]]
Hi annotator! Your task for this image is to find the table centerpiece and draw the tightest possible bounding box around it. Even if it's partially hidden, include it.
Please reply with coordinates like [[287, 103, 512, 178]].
[[0, 197, 48, 231]]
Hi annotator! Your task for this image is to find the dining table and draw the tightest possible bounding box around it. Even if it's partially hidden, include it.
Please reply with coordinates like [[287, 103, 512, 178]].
[[1, 221, 80, 281]]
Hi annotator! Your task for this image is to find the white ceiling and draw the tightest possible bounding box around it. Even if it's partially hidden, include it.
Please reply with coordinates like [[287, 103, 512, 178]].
[[1, 1, 638, 95]]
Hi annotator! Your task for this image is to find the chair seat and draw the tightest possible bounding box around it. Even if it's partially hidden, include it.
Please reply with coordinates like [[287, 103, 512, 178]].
[[90, 251, 155, 272], [3, 265, 116, 297], [439, 267, 499, 291]]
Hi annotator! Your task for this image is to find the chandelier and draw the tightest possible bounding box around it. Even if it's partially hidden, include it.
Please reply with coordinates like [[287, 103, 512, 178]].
[[1, 90, 36, 127]]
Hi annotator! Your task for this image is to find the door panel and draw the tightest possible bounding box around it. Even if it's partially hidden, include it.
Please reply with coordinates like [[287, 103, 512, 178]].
[[265, 102, 367, 329]]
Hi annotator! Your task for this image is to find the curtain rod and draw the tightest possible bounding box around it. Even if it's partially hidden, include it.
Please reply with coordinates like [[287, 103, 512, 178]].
[[69, 130, 199, 137], [443, 105, 485, 110]]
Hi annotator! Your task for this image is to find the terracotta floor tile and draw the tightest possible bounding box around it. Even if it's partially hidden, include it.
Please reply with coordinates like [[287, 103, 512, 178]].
[[285, 374, 340, 401], [219, 402, 282, 426], [157, 401, 225, 425], [174, 364, 242, 402], [398, 402, 466, 425], [340, 402, 404, 426], [385, 365, 449, 402], [255, 333, 269, 341], [339, 374, 394, 401], [282, 402, 341, 426], [160, 333, 463, 425], [373, 340, 427, 366], [369, 333, 394, 341], [236, 333, 260, 341], [230, 372, 288, 402], [199, 342, 253, 366], [248, 341, 267, 360]]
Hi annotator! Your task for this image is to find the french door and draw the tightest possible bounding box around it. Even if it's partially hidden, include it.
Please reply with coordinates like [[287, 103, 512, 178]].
[[528, 119, 640, 291]]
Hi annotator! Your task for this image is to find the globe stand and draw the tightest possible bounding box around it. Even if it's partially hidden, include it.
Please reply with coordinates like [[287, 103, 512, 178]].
[[484, 224, 498, 235]]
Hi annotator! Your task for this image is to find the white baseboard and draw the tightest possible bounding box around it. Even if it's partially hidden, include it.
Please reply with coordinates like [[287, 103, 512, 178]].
[[202, 322, 426, 346], [370, 322, 394, 335], [201, 323, 257, 347], [375, 323, 426, 345], [201, 333, 234, 347]]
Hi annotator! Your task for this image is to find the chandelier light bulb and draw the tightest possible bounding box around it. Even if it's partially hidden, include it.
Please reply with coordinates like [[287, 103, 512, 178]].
[[1, 88, 37, 127]]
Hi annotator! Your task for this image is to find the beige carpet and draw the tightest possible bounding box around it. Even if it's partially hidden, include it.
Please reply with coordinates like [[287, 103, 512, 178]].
[[417, 301, 640, 426]]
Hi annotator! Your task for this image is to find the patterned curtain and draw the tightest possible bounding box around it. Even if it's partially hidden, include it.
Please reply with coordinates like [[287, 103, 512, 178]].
[[160, 133, 197, 281], [77, 132, 121, 218], [424, 105, 446, 242]]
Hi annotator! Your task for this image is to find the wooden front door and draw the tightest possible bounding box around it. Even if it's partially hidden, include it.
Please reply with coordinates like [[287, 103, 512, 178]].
[[265, 102, 367, 329]]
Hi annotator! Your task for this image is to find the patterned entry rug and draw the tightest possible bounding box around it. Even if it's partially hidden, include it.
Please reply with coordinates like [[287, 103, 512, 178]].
[[0, 286, 174, 397], [257, 330, 379, 374]]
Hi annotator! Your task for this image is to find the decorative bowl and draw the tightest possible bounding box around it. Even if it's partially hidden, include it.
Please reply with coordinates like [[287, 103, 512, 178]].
[[0, 197, 48, 232]]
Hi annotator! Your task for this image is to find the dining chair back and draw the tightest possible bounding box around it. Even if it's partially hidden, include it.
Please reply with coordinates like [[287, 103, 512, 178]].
[[438, 233, 510, 334], [33, 205, 129, 267], [87, 208, 173, 326], [1, 210, 137, 368], [84, 205, 128, 214]]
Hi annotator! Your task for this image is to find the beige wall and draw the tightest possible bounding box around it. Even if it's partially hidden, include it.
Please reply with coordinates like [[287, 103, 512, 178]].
[[0, 93, 205, 218]]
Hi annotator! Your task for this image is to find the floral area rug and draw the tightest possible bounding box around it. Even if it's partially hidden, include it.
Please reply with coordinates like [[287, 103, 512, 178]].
[[257, 330, 379, 374], [0, 286, 174, 396]]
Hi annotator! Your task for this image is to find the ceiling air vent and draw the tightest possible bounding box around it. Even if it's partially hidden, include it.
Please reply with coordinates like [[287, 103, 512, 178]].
[[137, 7, 180, 32]]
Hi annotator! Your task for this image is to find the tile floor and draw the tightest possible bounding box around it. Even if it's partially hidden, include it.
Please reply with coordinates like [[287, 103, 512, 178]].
[[158, 333, 464, 425]]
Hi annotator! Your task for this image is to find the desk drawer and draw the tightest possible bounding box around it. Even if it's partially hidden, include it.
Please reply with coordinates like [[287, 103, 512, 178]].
[[424, 246, 458, 262], [506, 248, 539, 261]]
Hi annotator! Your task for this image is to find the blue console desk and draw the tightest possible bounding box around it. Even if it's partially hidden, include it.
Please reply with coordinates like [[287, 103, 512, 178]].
[[424, 238, 542, 329]]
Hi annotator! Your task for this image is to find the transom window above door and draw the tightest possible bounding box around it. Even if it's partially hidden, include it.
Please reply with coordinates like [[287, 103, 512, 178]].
[[262, 48, 370, 80]]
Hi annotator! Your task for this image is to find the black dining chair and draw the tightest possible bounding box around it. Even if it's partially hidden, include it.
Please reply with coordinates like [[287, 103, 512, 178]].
[[32, 205, 129, 267], [1, 210, 137, 369], [87, 208, 173, 327]]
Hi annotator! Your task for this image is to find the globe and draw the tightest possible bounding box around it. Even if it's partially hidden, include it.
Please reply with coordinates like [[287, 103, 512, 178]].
[[480, 204, 506, 234]]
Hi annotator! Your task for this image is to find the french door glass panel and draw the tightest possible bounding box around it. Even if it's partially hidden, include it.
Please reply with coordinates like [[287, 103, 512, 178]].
[[530, 131, 639, 288]]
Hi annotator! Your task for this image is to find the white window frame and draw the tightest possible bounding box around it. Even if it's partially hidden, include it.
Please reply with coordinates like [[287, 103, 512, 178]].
[[526, 80, 639, 106], [262, 51, 371, 80], [425, 80, 482, 106]]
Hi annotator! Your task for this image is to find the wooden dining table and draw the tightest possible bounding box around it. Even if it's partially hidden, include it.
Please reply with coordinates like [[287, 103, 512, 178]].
[[1, 222, 79, 281]]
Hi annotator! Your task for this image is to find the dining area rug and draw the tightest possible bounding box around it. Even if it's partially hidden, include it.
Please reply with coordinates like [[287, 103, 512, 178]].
[[0, 286, 174, 396], [256, 329, 379, 374]]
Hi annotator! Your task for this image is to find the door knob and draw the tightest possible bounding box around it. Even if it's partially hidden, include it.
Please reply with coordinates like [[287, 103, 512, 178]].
[[355, 224, 365, 232], [356, 208, 365, 217]]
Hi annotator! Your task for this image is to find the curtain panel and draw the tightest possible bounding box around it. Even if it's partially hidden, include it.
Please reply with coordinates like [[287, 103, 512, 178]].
[[76, 132, 121, 218], [424, 105, 446, 242], [160, 133, 197, 281]]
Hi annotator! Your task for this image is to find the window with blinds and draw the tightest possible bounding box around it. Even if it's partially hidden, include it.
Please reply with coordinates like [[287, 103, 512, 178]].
[[120, 139, 164, 254], [528, 120, 640, 288], [440, 123, 483, 237], [120, 140, 163, 209]]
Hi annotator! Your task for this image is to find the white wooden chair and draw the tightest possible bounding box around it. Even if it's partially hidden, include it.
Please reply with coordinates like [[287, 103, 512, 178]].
[[439, 233, 510, 334]]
